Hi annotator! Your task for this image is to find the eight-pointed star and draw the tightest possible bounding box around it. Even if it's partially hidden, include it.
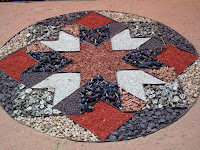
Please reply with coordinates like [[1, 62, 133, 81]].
[[61, 41, 135, 85]]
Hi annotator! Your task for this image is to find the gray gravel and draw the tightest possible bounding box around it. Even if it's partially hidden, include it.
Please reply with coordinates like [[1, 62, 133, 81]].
[[144, 79, 188, 109], [27, 11, 90, 44], [126, 21, 161, 38], [13, 84, 55, 117]]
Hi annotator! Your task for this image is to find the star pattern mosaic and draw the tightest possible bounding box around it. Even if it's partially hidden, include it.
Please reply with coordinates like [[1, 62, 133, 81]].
[[0, 10, 199, 142]]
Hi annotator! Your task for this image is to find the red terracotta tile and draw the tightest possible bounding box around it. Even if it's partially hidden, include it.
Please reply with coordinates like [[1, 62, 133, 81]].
[[0, 49, 38, 81], [68, 101, 134, 141], [73, 12, 115, 29], [155, 44, 198, 75]]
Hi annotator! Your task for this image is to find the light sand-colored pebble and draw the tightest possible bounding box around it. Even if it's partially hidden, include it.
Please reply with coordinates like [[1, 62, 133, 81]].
[[95, 10, 151, 22], [15, 116, 100, 141], [178, 57, 200, 104], [0, 28, 29, 60]]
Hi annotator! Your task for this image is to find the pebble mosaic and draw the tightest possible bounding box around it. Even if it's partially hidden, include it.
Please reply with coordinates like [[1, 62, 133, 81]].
[[0, 10, 199, 142]]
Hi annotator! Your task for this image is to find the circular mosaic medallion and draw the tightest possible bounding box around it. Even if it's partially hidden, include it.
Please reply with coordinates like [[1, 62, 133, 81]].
[[0, 11, 199, 142]]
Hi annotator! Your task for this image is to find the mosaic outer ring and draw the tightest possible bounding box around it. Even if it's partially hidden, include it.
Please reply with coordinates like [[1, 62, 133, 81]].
[[0, 10, 199, 142]]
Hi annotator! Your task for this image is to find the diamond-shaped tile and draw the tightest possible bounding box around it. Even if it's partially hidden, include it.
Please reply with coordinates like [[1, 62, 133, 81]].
[[120, 88, 146, 112], [155, 44, 198, 75], [61, 24, 80, 37], [79, 25, 110, 46], [54, 88, 81, 115], [139, 37, 166, 50], [144, 66, 177, 83], [20, 72, 50, 88], [74, 11, 115, 29], [26, 41, 52, 53], [0, 49, 38, 81], [69, 101, 134, 141], [158, 22, 198, 55], [109, 22, 128, 38]]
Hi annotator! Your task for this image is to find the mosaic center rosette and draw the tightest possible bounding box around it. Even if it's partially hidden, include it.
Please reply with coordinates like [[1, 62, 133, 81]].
[[0, 11, 199, 142]]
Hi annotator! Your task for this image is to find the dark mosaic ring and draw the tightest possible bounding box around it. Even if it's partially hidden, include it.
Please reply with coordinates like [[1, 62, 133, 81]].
[[0, 10, 199, 142]]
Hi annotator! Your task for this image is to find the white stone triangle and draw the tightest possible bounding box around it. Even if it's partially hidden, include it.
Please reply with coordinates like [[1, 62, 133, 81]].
[[41, 31, 80, 52], [111, 29, 150, 50], [32, 73, 80, 106], [116, 70, 166, 101]]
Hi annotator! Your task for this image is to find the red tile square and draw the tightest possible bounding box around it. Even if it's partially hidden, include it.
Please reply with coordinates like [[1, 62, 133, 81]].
[[73, 12, 115, 29], [69, 101, 134, 141], [155, 44, 198, 75], [0, 49, 38, 81]]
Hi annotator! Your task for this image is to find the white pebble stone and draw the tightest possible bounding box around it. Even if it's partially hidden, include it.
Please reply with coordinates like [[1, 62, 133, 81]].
[[25, 88, 32, 94]]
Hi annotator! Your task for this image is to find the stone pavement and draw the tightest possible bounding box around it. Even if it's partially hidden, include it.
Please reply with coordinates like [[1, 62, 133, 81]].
[[0, 0, 200, 149]]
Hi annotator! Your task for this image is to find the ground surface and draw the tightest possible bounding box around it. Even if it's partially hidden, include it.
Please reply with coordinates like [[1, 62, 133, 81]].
[[0, 0, 200, 150]]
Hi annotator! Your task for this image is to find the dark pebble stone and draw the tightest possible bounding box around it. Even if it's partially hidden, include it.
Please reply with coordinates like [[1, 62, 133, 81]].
[[119, 126, 126, 132], [140, 123, 146, 129], [151, 128, 158, 132], [118, 134, 124, 140], [140, 118, 147, 124], [129, 126, 135, 131], [132, 117, 136, 122], [153, 115, 158, 119], [165, 115, 171, 121], [80, 75, 121, 113], [159, 118, 166, 123], [112, 131, 119, 135], [109, 135, 117, 141], [155, 111, 161, 116], [0, 94, 4, 100], [158, 22, 198, 55], [126, 123, 133, 128], [166, 108, 174, 113], [26, 51, 72, 73], [127, 131, 134, 136]]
